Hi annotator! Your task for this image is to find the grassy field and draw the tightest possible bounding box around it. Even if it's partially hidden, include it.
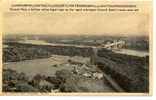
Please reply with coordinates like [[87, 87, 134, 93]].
[[3, 55, 90, 78]]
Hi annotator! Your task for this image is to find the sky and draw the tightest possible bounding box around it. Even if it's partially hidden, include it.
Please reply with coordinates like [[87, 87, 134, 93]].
[[3, 12, 149, 36]]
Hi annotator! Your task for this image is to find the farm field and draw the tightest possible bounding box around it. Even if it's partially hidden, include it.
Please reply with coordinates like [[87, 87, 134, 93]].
[[3, 55, 90, 79]]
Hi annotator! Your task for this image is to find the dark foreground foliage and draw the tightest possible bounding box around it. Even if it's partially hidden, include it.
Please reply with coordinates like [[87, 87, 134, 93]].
[[3, 68, 111, 92], [2, 68, 88, 92], [3, 69, 61, 92], [3, 69, 39, 92]]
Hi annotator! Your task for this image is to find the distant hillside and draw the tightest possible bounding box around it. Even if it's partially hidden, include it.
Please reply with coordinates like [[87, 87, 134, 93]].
[[3, 34, 149, 51]]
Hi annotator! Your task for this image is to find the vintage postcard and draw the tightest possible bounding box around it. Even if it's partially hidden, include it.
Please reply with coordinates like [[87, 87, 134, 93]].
[[0, 0, 153, 96]]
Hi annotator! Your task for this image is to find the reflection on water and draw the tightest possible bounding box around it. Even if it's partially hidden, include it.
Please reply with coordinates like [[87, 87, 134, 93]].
[[114, 49, 149, 57], [18, 40, 149, 57], [18, 40, 93, 48], [3, 44, 9, 48]]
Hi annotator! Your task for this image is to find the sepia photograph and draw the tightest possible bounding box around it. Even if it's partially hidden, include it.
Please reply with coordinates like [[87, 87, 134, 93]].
[[0, 0, 153, 96]]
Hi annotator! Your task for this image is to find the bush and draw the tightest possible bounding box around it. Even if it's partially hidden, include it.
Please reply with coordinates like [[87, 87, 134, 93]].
[[3, 69, 39, 92], [55, 69, 72, 82]]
